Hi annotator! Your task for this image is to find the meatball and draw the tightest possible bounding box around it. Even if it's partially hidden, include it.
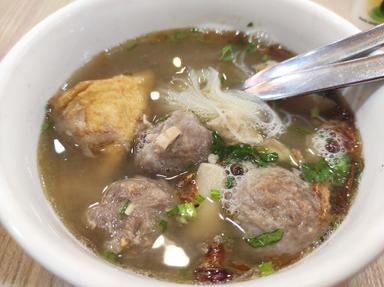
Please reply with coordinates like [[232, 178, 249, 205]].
[[49, 72, 153, 156], [225, 166, 329, 257], [86, 177, 176, 253], [134, 111, 212, 176]]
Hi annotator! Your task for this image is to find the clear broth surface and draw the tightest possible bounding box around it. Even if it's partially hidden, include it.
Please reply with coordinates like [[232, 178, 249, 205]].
[[38, 29, 363, 283]]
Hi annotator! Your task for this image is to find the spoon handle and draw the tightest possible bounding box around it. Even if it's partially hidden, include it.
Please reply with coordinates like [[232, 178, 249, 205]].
[[244, 23, 384, 89], [245, 54, 384, 101]]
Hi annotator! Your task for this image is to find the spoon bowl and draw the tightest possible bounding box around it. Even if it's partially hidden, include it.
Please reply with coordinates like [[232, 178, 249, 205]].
[[244, 24, 384, 101]]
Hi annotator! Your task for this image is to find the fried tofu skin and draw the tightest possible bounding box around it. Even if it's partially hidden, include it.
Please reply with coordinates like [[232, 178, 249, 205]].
[[50, 72, 153, 156]]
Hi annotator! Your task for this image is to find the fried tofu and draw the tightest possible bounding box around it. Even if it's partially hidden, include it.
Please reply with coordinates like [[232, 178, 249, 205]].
[[50, 72, 154, 156]]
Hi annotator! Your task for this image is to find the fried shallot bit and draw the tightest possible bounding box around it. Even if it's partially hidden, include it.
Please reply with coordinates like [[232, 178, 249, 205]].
[[330, 162, 359, 215], [193, 242, 233, 283], [265, 44, 295, 61], [204, 242, 225, 266], [345, 162, 358, 192], [175, 172, 198, 203], [194, 266, 233, 283], [228, 261, 251, 272], [312, 182, 331, 221], [327, 120, 361, 156]]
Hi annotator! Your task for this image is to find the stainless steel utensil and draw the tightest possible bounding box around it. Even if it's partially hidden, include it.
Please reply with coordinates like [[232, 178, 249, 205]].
[[243, 23, 384, 101]]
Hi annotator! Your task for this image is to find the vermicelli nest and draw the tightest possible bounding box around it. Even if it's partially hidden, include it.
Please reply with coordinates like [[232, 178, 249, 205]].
[[164, 67, 285, 145]]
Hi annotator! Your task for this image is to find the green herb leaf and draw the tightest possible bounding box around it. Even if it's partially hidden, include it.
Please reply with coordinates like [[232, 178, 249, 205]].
[[246, 41, 257, 53], [247, 22, 254, 27], [41, 122, 49, 131], [210, 188, 221, 199], [195, 194, 206, 203], [166, 206, 179, 216], [167, 203, 197, 220], [211, 132, 280, 166], [159, 220, 168, 233], [225, 176, 235, 189], [258, 262, 275, 276], [226, 144, 255, 161], [118, 200, 131, 217], [225, 144, 278, 166], [103, 251, 118, 263], [169, 30, 187, 42], [177, 202, 197, 219], [301, 156, 351, 185], [212, 131, 227, 157], [301, 159, 333, 182], [220, 45, 233, 61], [330, 155, 351, 186], [333, 155, 350, 177], [246, 229, 284, 248], [259, 152, 279, 163]]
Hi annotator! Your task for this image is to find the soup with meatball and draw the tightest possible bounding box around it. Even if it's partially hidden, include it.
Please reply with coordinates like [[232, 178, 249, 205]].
[[38, 28, 363, 283]]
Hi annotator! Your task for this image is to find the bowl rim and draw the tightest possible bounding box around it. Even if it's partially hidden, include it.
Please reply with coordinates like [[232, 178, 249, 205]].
[[2, 0, 381, 286]]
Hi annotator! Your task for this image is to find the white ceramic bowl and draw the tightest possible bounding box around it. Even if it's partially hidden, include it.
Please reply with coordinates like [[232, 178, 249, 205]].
[[1, 0, 384, 286]]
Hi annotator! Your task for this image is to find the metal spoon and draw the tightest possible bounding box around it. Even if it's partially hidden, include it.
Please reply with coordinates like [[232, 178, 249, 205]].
[[243, 24, 384, 101]]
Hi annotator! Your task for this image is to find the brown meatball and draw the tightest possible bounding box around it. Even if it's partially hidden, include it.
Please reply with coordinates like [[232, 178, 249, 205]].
[[134, 111, 212, 176], [225, 166, 329, 257], [49, 72, 153, 156], [86, 177, 176, 254]]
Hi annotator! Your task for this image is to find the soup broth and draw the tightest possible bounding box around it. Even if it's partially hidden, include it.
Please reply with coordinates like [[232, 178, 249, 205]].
[[38, 29, 363, 283]]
